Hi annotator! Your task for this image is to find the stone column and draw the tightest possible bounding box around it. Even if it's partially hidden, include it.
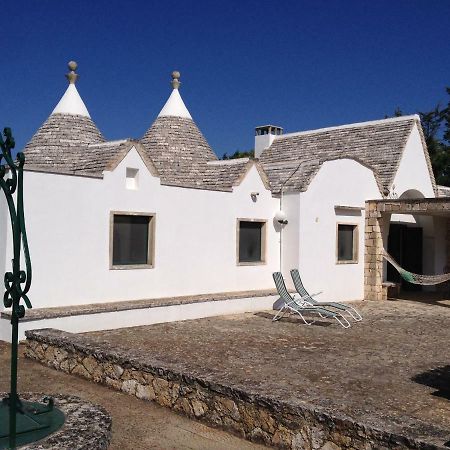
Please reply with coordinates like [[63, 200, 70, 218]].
[[364, 201, 385, 301], [446, 219, 450, 270]]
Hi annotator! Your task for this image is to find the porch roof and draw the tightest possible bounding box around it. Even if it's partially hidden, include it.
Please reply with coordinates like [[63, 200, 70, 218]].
[[367, 197, 450, 217]]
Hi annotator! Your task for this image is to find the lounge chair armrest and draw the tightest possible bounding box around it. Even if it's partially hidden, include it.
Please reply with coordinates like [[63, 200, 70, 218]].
[[299, 300, 314, 307], [297, 293, 314, 301], [297, 292, 322, 302], [286, 299, 300, 307]]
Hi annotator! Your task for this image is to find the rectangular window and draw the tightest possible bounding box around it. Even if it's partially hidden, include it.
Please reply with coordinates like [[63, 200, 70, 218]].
[[237, 219, 266, 264], [337, 224, 358, 263], [110, 212, 155, 268]]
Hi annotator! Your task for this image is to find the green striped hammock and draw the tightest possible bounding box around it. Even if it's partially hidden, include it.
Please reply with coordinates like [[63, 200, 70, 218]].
[[382, 249, 450, 285]]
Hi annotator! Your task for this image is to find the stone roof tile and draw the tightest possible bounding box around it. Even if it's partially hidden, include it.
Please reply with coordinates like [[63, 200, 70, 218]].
[[23, 111, 432, 197], [23, 113, 105, 172], [260, 116, 433, 195], [139, 115, 221, 189]]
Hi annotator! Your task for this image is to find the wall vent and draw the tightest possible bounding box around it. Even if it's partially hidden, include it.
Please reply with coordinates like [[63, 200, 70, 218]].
[[126, 168, 139, 190]]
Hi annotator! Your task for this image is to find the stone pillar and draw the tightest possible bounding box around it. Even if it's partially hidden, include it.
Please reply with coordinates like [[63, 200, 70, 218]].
[[446, 219, 450, 271], [437, 217, 450, 294], [364, 201, 385, 301]]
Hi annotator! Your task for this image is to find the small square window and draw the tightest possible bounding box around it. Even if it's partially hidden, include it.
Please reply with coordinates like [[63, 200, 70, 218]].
[[337, 224, 358, 263], [111, 212, 155, 269], [126, 168, 139, 190], [237, 219, 266, 265]]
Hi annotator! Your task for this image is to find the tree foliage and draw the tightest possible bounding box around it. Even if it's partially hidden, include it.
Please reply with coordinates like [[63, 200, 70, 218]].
[[222, 149, 254, 160]]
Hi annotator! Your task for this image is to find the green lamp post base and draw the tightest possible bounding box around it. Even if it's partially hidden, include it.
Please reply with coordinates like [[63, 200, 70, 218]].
[[0, 397, 65, 449]]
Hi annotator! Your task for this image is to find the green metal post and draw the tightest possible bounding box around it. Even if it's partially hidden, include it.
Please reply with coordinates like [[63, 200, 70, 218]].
[[9, 314, 18, 449], [0, 128, 64, 449]]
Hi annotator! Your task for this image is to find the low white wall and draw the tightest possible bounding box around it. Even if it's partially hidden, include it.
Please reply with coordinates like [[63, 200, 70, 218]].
[[0, 295, 278, 342], [296, 159, 381, 302], [2, 149, 279, 310]]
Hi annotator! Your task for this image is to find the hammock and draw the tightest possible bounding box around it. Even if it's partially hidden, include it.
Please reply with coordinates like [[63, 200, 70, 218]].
[[382, 249, 450, 285]]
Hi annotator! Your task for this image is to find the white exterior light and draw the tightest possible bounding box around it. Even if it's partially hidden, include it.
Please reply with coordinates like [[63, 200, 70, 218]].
[[275, 210, 288, 225]]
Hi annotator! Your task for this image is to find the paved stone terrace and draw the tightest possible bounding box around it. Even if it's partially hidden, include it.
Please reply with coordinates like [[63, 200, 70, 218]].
[[25, 298, 450, 449], [87, 299, 450, 447]]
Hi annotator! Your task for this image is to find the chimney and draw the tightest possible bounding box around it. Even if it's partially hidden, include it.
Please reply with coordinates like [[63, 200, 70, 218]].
[[254, 125, 283, 158]]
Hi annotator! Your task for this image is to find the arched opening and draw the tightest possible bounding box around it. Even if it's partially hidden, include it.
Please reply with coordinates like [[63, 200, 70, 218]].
[[398, 189, 425, 200]]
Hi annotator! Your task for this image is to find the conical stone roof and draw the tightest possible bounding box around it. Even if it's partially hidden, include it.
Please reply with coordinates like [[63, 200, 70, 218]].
[[24, 114, 105, 170], [141, 116, 218, 187], [140, 71, 219, 188], [22, 67, 258, 190], [23, 62, 105, 172]]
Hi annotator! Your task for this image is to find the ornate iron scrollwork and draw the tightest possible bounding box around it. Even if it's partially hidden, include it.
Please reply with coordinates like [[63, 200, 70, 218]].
[[0, 128, 65, 449], [0, 127, 32, 318], [0, 127, 33, 448]]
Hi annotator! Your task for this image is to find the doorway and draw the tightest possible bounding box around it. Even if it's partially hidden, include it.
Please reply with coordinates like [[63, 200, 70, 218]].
[[387, 223, 423, 291]]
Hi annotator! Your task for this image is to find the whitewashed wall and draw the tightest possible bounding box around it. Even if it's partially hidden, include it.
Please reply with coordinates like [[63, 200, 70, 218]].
[[434, 217, 449, 273], [0, 196, 7, 285], [0, 123, 440, 315], [1, 149, 279, 309], [291, 159, 381, 302], [392, 124, 435, 198], [389, 125, 437, 286], [280, 192, 300, 288]]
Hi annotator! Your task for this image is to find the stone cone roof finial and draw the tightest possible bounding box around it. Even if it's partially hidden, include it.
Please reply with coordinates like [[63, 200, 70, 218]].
[[51, 60, 90, 117], [66, 61, 79, 84], [157, 70, 191, 118], [171, 71, 181, 89]]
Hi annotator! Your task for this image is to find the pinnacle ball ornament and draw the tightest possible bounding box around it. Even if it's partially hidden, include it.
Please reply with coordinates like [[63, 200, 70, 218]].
[[68, 61, 78, 71]]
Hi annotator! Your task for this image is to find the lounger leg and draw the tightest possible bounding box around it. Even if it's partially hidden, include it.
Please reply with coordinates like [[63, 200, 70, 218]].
[[298, 312, 313, 326], [281, 304, 315, 325], [272, 305, 286, 322], [334, 313, 351, 329], [347, 306, 362, 321]]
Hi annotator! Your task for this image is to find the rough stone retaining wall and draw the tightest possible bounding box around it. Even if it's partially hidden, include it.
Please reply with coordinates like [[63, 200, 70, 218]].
[[447, 219, 450, 270], [24, 329, 446, 450]]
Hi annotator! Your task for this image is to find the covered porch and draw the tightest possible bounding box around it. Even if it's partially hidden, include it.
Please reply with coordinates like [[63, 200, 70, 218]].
[[364, 198, 450, 301]]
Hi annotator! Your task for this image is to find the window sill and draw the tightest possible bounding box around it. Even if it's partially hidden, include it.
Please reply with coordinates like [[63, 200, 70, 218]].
[[237, 261, 267, 266], [336, 260, 358, 265], [110, 264, 154, 270]]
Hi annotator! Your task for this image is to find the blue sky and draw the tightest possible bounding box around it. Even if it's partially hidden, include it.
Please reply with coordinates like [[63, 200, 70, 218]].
[[1, 0, 449, 157]]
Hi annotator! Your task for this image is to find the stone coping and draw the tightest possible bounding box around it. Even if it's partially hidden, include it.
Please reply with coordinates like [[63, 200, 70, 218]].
[[25, 327, 449, 450], [1, 289, 279, 322], [370, 197, 450, 204], [0, 392, 111, 449]]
